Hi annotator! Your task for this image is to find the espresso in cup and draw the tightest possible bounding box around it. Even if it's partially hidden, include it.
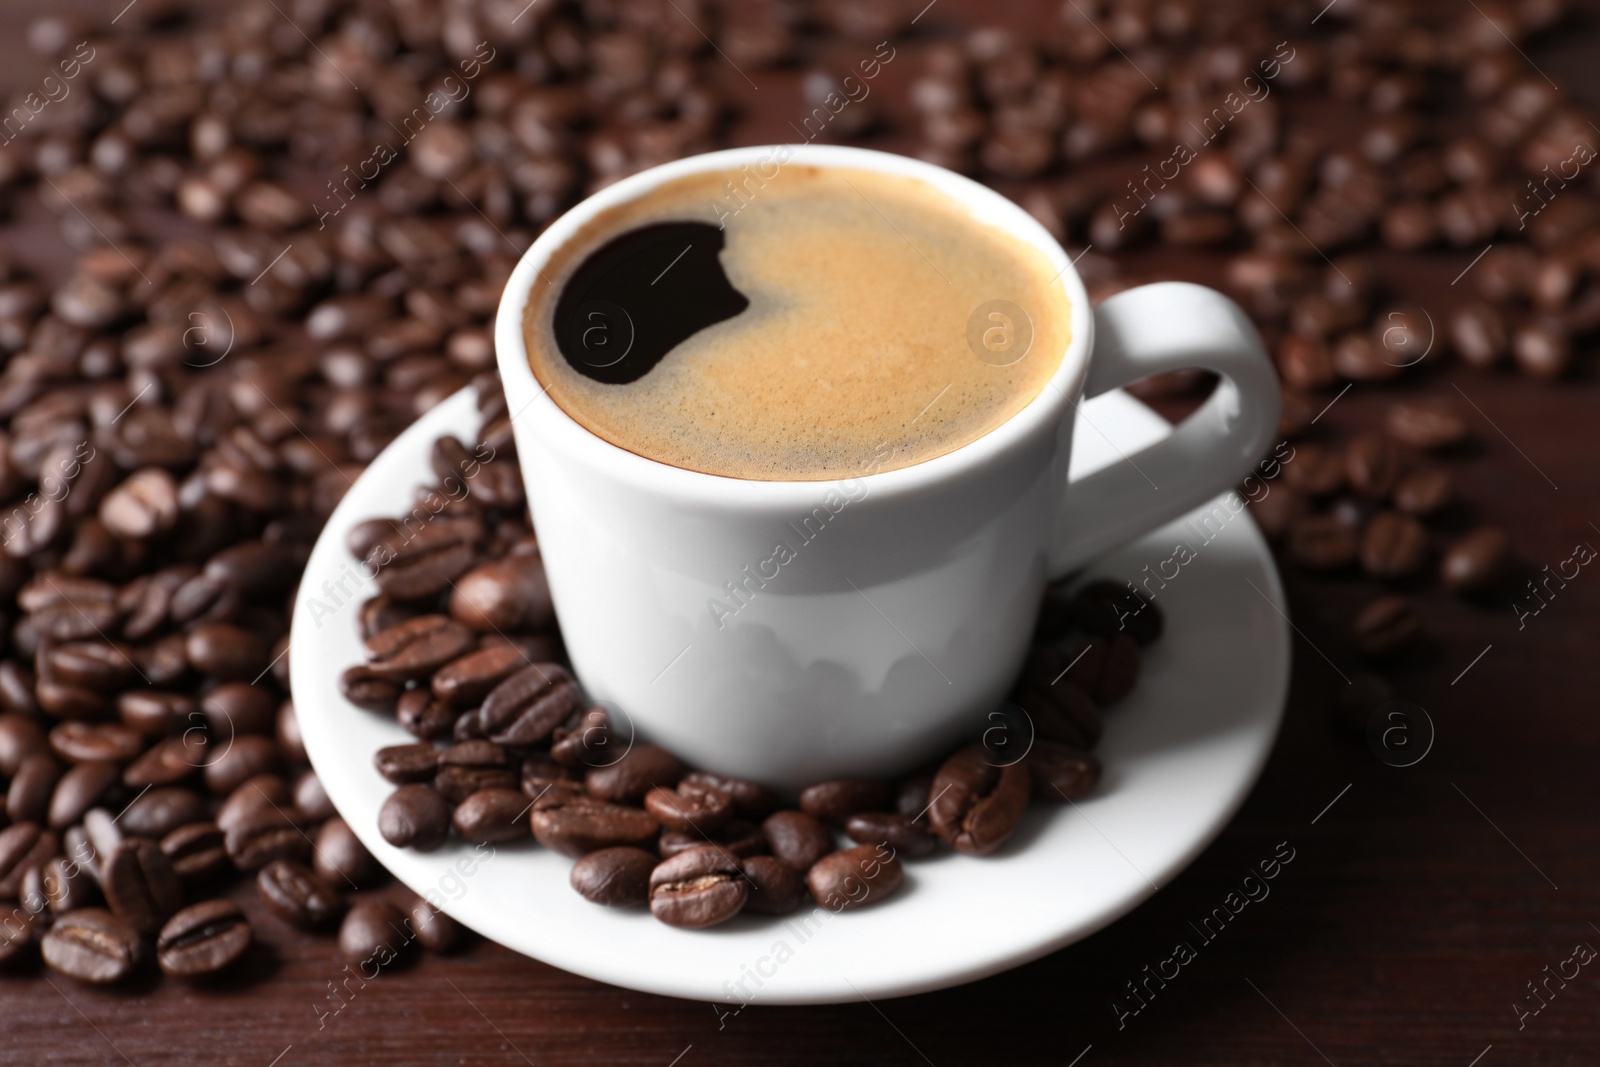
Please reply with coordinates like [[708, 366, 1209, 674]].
[[522, 164, 1071, 480]]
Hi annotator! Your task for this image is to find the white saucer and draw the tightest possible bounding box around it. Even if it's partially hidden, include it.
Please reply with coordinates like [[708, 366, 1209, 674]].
[[290, 386, 1290, 1005]]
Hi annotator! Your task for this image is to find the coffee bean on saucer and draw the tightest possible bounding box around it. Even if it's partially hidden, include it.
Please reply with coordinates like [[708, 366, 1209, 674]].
[[798, 780, 891, 823], [340, 665, 402, 713], [1023, 740, 1102, 800], [1360, 511, 1430, 579], [571, 846, 657, 907], [680, 771, 777, 819], [807, 845, 904, 911], [644, 781, 733, 834], [928, 747, 1030, 855], [584, 744, 682, 802], [157, 899, 252, 978], [372, 523, 476, 602], [42, 908, 142, 984], [1074, 579, 1163, 645], [1353, 595, 1421, 657], [1058, 634, 1140, 706], [895, 774, 934, 818], [365, 616, 476, 682], [339, 899, 412, 965], [434, 740, 517, 804], [529, 791, 660, 857], [374, 742, 440, 784], [432, 644, 526, 707], [379, 784, 452, 851], [1015, 680, 1103, 750], [761, 810, 835, 872], [1441, 527, 1510, 592], [452, 787, 532, 844], [477, 663, 582, 746], [739, 855, 806, 915], [843, 812, 939, 858], [648, 846, 749, 928], [659, 819, 767, 860]]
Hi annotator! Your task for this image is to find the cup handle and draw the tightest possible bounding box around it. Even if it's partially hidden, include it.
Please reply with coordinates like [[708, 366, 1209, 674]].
[[1050, 281, 1281, 576]]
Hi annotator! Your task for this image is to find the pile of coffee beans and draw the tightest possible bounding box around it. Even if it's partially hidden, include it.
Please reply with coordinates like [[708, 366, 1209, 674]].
[[347, 403, 1150, 928]]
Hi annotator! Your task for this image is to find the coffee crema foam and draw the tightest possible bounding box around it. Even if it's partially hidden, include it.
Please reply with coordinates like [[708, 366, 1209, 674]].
[[523, 165, 1071, 481]]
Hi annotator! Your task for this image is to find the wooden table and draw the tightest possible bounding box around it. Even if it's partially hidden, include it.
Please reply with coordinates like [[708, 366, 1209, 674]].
[[2, 3, 1596, 1064]]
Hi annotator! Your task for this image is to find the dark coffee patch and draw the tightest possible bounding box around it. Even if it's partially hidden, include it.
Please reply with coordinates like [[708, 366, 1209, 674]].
[[553, 222, 749, 384]]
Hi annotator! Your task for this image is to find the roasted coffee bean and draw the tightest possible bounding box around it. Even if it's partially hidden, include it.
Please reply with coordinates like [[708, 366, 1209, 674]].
[[1074, 578, 1164, 645], [7, 752, 61, 824], [397, 688, 457, 740], [118, 786, 205, 839], [204, 735, 281, 795], [374, 742, 440, 784], [201, 682, 276, 736], [339, 899, 411, 965], [42, 640, 138, 691], [1345, 432, 1402, 499], [102, 838, 183, 934], [359, 596, 419, 641], [478, 663, 581, 745], [1360, 511, 1430, 580], [379, 784, 452, 851], [761, 810, 835, 872], [1393, 465, 1452, 516], [49, 721, 145, 764], [738, 855, 806, 915], [1023, 740, 1101, 800], [339, 664, 402, 712], [452, 787, 532, 844], [1281, 442, 1345, 496], [315, 817, 380, 888], [651, 809, 760, 855], [185, 621, 270, 681], [585, 744, 682, 802], [1353, 595, 1421, 657], [644, 781, 734, 835], [276, 701, 306, 764], [1289, 514, 1358, 569], [0, 822, 59, 898], [409, 897, 463, 953], [529, 791, 660, 857], [448, 557, 553, 632], [1011, 681, 1100, 748], [372, 523, 475, 601], [258, 859, 344, 928], [41, 908, 142, 984], [799, 780, 891, 823], [520, 755, 584, 801], [157, 899, 251, 977], [1513, 319, 1570, 379], [1387, 400, 1467, 450], [807, 844, 904, 911], [928, 747, 1031, 856], [225, 806, 310, 871], [1441, 527, 1510, 592], [844, 812, 939, 858], [549, 705, 619, 767], [48, 760, 121, 830], [1449, 302, 1507, 367], [365, 615, 476, 682], [117, 691, 196, 738], [895, 774, 935, 819], [160, 822, 229, 881], [648, 846, 749, 928], [1058, 634, 1139, 707], [293, 770, 335, 823], [432, 644, 525, 707], [434, 740, 516, 803], [0, 712, 47, 775], [571, 846, 657, 907], [216, 774, 290, 834], [42, 853, 99, 914]]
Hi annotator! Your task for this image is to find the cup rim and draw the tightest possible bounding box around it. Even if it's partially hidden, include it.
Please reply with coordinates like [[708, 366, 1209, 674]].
[[493, 143, 1093, 504]]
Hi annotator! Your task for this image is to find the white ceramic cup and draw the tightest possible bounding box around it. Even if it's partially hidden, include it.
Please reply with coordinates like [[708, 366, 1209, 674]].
[[494, 144, 1280, 789]]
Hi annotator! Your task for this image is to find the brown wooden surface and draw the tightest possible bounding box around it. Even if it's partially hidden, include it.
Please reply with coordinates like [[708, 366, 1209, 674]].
[[3, 3, 1598, 1065]]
